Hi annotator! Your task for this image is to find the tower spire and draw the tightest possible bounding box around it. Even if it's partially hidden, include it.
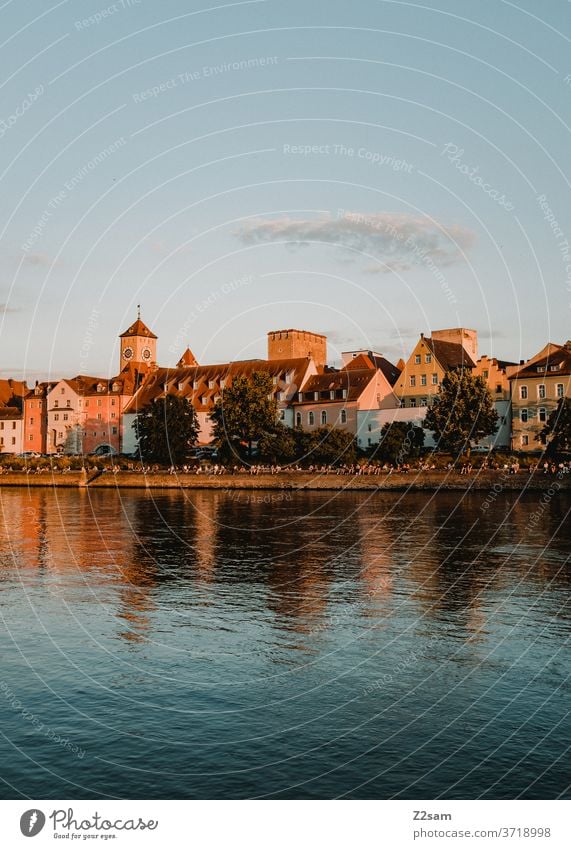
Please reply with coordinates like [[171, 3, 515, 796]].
[[137, 303, 141, 320]]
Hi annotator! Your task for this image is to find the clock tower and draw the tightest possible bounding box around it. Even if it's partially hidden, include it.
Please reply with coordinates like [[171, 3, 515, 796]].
[[119, 308, 157, 371]]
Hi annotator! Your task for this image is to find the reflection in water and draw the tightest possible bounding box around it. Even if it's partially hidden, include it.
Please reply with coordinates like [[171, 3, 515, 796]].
[[0, 487, 569, 799]]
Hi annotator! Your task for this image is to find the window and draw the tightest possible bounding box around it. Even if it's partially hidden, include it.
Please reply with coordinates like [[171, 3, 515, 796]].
[[11, 437, 15, 445], [415, 354, 421, 364], [92, 431, 96, 437], [29, 435, 33, 442], [556, 383, 564, 398], [58, 432, 63, 439], [341, 410, 347, 424], [482, 369, 489, 379], [208, 380, 215, 389], [329, 390, 335, 400], [521, 435, 529, 446], [410, 375, 416, 387], [279, 409, 285, 421], [425, 354, 432, 363], [410, 398, 416, 407], [63, 414, 69, 422], [296, 412, 302, 427], [420, 398, 427, 406], [66, 400, 71, 407], [193, 381, 199, 391], [539, 407, 547, 422], [368, 423, 372, 432], [521, 409, 528, 423], [12, 421, 16, 429], [60, 387, 65, 394], [550, 365, 559, 371], [29, 417, 34, 425], [420, 374, 427, 386], [321, 410, 327, 425], [54, 414, 59, 421], [97, 413, 102, 421], [112, 427, 118, 435], [342, 389, 347, 400], [520, 386, 528, 400], [399, 399, 405, 408], [432, 373, 438, 385], [97, 399, 102, 407], [111, 412, 116, 419], [111, 398, 116, 406], [368, 437, 372, 446], [538, 384, 546, 399], [54, 400, 59, 408], [496, 384, 502, 394], [308, 412, 315, 426]]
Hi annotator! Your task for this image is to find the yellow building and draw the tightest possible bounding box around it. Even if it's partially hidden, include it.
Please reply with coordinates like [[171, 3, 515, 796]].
[[509, 341, 571, 452], [395, 330, 476, 410]]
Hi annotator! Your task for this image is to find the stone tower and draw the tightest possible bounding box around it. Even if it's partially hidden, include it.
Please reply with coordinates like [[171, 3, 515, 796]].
[[119, 308, 157, 371], [267, 329, 327, 368]]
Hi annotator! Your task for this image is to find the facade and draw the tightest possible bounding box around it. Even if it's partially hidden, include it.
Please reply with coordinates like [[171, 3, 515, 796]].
[[509, 341, 571, 452], [119, 315, 157, 370], [292, 354, 399, 447], [0, 407, 23, 454], [394, 331, 476, 410], [473, 355, 518, 449], [267, 329, 327, 369], [122, 354, 318, 454], [23, 382, 52, 453]]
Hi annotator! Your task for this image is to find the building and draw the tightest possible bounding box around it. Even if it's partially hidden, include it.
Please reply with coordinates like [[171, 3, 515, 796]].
[[394, 330, 476, 410], [473, 355, 518, 449], [23, 382, 52, 453], [0, 379, 28, 454], [267, 329, 327, 369], [122, 352, 318, 453], [293, 353, 400, 448], [509, 341, 571, 452]]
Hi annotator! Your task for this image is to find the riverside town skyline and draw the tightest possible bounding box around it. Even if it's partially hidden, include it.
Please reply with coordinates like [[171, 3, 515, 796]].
[[1, 312, 569, 457]]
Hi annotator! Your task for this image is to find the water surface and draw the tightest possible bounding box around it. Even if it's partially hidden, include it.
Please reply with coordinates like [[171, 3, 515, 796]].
[[0, 487, 569, 799]]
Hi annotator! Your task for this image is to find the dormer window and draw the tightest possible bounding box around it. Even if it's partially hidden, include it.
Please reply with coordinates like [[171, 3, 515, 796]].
[[177, 381, 185, 391], [550, 364, 560, 371], [220, 378, 226, 389], [193, 380, 199, 391], [208, 379, 215, 389], [112, 382, 120, 392], [97, 383, 105, 392]]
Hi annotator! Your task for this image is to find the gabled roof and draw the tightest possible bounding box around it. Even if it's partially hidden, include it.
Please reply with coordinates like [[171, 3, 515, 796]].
[[295, 368, 377, 404], [123, 357, 313, 415], [0, 378, 27, 408], [0, 405, 22, 420], [119, 318, 157, 339], [176, 347, 198, 367], [424, 337, 476, 370], [508, 343, 571, 380]]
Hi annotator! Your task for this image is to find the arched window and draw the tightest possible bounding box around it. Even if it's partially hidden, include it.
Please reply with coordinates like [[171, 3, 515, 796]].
[[341, 410, 347, 424], [308, 412, 315, 426], [321, 410, 327, 425], [296, 412, 302, 427]]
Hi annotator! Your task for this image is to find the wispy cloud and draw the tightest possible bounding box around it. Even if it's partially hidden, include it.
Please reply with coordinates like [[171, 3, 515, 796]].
[[0, 303, 19, 314], [236, 211, 475, 272]]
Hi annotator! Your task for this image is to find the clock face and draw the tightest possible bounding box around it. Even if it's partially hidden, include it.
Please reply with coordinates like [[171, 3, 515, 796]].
[[123, 346, 134, 360], [142, 347, 152, 360]]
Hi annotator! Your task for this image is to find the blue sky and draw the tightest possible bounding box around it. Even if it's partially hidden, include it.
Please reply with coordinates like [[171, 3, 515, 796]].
[[0, 0, 569, 380]]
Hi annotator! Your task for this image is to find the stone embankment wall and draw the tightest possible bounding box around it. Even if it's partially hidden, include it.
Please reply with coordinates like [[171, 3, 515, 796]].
[[0, 471, 569, 492]]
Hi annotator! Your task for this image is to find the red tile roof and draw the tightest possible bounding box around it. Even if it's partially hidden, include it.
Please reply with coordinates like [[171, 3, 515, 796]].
[[425, 337, 476, 370], [508, 343, 571, 380], [119, 318, 157, 339]]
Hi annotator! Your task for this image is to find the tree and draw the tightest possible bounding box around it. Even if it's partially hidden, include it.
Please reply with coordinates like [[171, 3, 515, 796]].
[[376, 421, 424, 464], [423, 370, 498, 458], [307, 426, 357, 465], [209, 371, 277, 461], [538, 397, 571, 456], [258, 422, 298, 464], [133, 395, 199, 465]]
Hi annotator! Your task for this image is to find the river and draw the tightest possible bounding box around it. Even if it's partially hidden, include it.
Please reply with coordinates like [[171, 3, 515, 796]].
[[0, 488, 569, 799]]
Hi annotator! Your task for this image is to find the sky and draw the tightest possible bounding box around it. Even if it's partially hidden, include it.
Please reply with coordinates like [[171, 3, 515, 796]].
[[0, 0, 569, 381]]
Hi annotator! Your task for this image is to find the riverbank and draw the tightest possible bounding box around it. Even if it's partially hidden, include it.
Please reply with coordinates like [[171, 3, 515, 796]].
[[0, 470, 569, 491]]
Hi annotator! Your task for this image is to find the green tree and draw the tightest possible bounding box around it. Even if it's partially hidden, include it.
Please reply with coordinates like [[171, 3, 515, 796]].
[[133, 395, 199, 465], [423, 370, 498, 458], [209, 371, 277, 460], [376, 421, 424, 463], [307, 426, 357, 465], [258, 422, 298, 464], [538, 396, 571, 456]]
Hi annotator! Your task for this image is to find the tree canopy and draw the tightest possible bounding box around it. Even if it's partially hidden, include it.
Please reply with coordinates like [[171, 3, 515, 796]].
[[538, 397, 571, 456], [375, 420, 424, 463], [423, 370, 498, 458], [209, 371, 277, 460], [133, 395, 199, 465], [306, 426, 357, 465]]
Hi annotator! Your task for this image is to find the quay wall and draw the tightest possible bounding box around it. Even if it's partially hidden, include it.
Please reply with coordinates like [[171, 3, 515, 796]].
[[0, 471, 569, 492]]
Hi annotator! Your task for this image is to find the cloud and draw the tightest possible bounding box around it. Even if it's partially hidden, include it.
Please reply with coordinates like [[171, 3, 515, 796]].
[[23, 253, 55, 267], [0, 303, 19, 314], [236, 212, 475, 272]]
